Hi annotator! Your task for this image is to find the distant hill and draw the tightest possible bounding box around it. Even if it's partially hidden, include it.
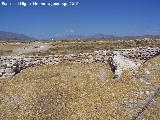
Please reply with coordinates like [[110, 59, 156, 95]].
[[92, 34, 113, 38], [51, 34, 115, 40], [51, 34, 160, 40], [52, 34, 85, 40], [87, 34, 160, 40], [0, 31, 35, 41]]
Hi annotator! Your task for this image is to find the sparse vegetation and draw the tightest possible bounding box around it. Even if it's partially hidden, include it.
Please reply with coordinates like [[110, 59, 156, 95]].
[[0, 39, 159, 119], [23, 39, 160, 56]]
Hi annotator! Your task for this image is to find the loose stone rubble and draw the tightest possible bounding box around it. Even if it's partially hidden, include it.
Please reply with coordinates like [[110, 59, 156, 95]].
[[0, 47, 159, 79]]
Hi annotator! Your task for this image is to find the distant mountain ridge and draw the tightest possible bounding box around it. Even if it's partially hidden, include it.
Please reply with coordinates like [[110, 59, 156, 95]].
[[51, 34, 160, 40], [0, 31, 160, 41], [52, 34, 114, 40], [0, 31, 34, 41]]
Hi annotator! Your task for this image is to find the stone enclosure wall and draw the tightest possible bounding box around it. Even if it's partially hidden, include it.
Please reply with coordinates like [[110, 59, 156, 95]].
[[111, 47, 160, 77], [0, 47, 159, 79]]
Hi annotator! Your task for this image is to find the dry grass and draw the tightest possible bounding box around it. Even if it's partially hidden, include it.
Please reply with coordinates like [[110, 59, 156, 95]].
[[0, 56, 159, 120], [0, 39, 159, 56], [0, 50, 12, 56], [0, 42, 27, 55], [12, 40, 160, 56]]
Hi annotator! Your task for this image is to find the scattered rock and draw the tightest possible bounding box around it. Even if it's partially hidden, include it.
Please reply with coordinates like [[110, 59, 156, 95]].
[[10, 95, 21, 105], [97, 68, 106, 80]]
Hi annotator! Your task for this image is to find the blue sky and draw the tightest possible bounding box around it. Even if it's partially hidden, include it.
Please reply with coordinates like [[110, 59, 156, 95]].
[[0, 0, 160, 38]]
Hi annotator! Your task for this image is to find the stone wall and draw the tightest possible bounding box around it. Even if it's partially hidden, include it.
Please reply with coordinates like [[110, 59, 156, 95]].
[[0, 50, 111, 79], [116, 47, 160, 62], [0, 47, 159, 79], [109, 47, 160, 77]]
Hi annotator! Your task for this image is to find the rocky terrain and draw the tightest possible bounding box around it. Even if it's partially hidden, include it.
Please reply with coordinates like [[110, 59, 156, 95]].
[[0, 46, 160, 119]]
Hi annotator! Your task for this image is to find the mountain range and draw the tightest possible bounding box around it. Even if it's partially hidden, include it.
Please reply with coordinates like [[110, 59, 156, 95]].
[[0, 31, 160, 41], [52, 34, 160, 40], [0, 31, 34, 41]]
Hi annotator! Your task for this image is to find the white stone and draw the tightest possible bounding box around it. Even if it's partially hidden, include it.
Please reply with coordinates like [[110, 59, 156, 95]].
[[98, 68, 106, 80], [0, 69, 5, 74], [144, 69, 150, 74], [145, 91, 150, 96], [112, 51, 141, 77], [5, 68, 13, 74]]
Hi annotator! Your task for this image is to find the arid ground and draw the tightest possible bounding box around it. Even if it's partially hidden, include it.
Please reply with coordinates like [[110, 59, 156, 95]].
[[0, 39, 160, 120]]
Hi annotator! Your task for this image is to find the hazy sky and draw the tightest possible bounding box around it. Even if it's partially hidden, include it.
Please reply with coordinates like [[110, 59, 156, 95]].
[[0, 0, 160, 38]]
